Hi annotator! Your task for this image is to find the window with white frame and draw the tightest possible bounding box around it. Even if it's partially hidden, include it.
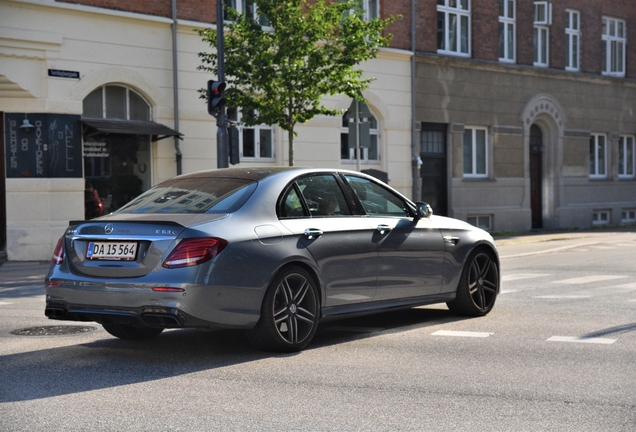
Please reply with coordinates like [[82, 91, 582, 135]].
[[565, 10, 580, 71], [227, 108, 274, 161], [533, 2, 550, 67], [363, 0, 379, 20], [437, 0, 471, 57], [341, 104, 380, 162], [224, 0, 270, 26], [622, 209, 636, 223], [467, 215, 492, 230], [602, 17, 626, 76], [592, 210, 610, 225], [619, 135, 635, 178], [499, 0, 515, 62], [589, 134, 607, 178], [463, 127, 488, 178]]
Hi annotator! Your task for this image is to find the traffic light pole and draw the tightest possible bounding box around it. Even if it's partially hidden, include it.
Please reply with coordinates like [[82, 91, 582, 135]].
[[216, 0, 229, 169]]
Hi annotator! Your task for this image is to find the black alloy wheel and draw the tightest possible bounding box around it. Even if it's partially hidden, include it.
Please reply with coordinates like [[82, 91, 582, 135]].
[[102, 323, 164, 340], [247, 266, 320, 352], [447, 249, 499, 316]]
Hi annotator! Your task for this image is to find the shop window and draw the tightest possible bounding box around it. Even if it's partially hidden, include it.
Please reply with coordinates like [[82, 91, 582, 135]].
[[82, 85, 152, 217]]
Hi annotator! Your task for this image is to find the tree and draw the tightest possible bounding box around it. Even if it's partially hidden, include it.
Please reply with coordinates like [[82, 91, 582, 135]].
[[198, 0, 399, 166]]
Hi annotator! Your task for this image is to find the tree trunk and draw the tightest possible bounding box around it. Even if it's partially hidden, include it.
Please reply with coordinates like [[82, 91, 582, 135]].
[[288, 128, 294, 167]]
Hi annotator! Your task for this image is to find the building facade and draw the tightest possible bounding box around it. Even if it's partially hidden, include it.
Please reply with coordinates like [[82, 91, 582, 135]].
[[412, 0, 636, 232], [1, 0, 635, 261]]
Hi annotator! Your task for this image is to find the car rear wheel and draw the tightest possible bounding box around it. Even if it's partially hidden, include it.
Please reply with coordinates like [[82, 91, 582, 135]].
[[102, 323, 164, 340], [447, 249, 499, 316], [247, 266, 320, 352]]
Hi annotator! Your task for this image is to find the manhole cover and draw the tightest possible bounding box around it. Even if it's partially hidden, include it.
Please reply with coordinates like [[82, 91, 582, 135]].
[[11, 325, 97, 336]]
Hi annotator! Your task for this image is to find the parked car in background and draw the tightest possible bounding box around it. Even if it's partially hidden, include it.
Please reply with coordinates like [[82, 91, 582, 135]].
[[46, 167, 500, 352]]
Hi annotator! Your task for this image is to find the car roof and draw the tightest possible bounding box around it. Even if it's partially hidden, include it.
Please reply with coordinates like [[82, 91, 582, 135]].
[[174, 167, 358, 182]]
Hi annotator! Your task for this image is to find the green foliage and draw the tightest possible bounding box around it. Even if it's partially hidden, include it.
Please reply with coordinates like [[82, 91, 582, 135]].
[[198, 0, 399, 165]]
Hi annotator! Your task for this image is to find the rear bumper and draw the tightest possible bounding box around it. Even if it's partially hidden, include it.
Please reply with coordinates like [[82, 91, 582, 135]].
[[45, 300, 217, 328]]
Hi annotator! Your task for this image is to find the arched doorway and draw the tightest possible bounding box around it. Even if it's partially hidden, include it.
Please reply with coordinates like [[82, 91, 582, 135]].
[[81, 85, 180, 218], [530, 124, 543, 228], [521, 94, 566, 230]]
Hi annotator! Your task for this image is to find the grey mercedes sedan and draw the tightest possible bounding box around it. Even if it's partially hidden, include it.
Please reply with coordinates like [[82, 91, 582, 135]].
[[45, 167, 500, 352]]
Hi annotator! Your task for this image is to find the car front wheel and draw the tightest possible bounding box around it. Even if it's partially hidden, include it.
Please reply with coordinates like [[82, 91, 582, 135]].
[[447, 249, 499, 316], [247, 266, 320, 352]]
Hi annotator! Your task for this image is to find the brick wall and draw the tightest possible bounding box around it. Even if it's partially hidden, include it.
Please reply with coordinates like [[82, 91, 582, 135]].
[[57, 0, 636, 78], [57, 0, 216, 23]]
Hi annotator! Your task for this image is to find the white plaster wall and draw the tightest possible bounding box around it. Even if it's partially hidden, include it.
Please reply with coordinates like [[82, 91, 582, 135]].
[[1, 0, 413, 260], [5, 178, 84, 261]]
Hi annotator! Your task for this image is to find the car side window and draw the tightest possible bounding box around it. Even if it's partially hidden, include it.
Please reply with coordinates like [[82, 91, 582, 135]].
[[344, 175, 410, 217], [297, 175, 352, 217], [280, 186, 305, 218]]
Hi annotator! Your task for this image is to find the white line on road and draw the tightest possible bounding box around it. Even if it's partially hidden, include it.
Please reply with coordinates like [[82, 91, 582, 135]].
[[502, 273, 550, 282], [0, 301, 12, 305], [534, 295, 591, 299], [432, 330, 493, 338], [554, 275, 627, 285], [603, 282, 636, 290], [547, 336, 616, 344]]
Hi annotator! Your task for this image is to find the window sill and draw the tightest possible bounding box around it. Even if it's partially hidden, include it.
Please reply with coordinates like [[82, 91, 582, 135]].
[[461, 177, 495, 182]]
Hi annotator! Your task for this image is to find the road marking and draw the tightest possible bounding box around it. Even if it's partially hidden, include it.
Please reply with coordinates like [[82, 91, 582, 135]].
[[534, 295, 591, 299], [604, 282, 636, 290], [502, 273, 550, 282], [0, 301, 12, 305], [547, 336, 616, 345], [432, 330, 493, 338], [554, 275, 627, 285], [500, 289, 518, 294]]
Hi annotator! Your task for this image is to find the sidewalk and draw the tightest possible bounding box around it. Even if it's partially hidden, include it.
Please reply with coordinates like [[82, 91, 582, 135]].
[[0, 260, 50, 283]]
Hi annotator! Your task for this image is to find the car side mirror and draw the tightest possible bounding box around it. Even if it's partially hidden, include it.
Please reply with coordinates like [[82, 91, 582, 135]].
[[415, 202, 433, 219]]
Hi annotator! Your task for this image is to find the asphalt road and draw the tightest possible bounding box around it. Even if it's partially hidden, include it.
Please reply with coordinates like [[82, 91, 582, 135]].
[[1, 230, 635, 431]]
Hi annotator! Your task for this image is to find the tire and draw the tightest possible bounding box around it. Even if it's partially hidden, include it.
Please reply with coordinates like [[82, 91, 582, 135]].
[[246, 266, 320, 353], [102, 323, 164, 340], [447, 248, 499, 317]]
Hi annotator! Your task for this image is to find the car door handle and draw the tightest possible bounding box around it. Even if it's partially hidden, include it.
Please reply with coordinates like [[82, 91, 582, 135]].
[[304, 228, 323, 239], [377, 224, 392, 235], [444, 236, 460, 246]]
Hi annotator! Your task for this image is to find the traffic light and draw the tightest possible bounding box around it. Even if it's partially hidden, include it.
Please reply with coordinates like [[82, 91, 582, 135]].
[[229, 126, 240, 165], [207, 80, 226, 119]]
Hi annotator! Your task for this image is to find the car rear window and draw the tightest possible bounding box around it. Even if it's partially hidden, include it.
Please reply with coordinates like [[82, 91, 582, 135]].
[[117, 177, 257, 214]]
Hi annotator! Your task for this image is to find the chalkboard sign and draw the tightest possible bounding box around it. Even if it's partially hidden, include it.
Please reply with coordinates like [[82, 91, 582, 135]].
[[4, 113, 83, 178]]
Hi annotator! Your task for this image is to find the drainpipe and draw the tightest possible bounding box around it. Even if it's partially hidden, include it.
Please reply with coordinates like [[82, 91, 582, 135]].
[[410, 0, 420, 201], [172, 0, 183, 175]]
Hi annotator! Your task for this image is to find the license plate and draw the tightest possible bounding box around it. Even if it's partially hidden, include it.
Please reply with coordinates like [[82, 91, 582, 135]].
[[87, 241, 138, 261]]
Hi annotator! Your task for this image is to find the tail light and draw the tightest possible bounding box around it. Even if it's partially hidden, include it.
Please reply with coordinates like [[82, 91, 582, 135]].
[[162, 237, 228, 269], [52, 237, 65, 265]]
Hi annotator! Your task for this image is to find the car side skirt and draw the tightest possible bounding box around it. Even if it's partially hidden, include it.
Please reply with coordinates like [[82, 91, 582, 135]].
[[319, 293, 456, 322]]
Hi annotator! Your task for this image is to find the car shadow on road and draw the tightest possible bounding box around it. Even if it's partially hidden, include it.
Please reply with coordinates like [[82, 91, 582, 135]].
[[0, 305, 469, 403]]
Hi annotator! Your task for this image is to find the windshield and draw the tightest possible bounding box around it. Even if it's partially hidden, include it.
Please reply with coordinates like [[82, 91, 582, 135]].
[[117, 177, 257, 214]]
